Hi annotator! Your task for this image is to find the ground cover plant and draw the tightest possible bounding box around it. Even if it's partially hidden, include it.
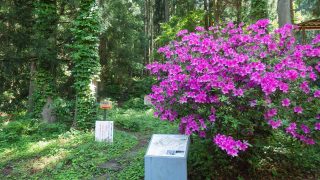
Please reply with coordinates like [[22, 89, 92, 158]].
[[0, 116, 138, 179], [0, 106, 178, 180]]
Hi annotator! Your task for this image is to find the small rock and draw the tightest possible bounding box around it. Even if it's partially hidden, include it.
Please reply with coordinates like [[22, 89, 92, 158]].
[[99, 160, 122, 171]]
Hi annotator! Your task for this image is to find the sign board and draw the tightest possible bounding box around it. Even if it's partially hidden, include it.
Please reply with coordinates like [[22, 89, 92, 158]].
[[144, 95, 152, 106], [145, 134, 190, 180], [100, 100, 112, 110], [95, 121, 113, 142]]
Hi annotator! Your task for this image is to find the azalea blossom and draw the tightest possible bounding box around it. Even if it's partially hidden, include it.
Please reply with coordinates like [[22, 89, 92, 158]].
[[147, 19, 320, 156], [294, 106, 303, 114], [281, 98, 291, 107]]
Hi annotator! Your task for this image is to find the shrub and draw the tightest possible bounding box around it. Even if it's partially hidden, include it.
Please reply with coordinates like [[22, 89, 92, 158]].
[[111, 109, 142, 132], [122, 97, 146, 110], [37, 122, 68, 136], [53, 98, 75, 126], [147, 20, 320, 156], [1, 121, 25, 142], [125, 77, 156, 98], [114, 118, 141, 132], [0, 118, 38, 142]]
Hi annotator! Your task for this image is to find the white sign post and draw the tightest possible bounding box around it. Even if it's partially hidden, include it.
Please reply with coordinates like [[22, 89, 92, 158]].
[[95, 121, 113, 143]]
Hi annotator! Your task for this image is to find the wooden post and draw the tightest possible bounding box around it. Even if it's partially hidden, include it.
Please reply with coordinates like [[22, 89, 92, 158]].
[[302, 28, 306, 44], [290, 0, 294, 24]]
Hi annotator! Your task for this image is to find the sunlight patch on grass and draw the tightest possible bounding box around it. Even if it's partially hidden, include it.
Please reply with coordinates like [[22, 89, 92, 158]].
[[2, 120, 10, 126], [0, 139, 56, 166], [30, 150, 68, 172], [0, 148, 14, 160], [145, 108, 154, 116], [27, 140, 52, 153], [0, 130, 81, 166]]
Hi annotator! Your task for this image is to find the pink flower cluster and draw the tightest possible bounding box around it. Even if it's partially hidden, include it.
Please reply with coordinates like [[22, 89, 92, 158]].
[[281, 98, 291, 107], [286, 123, 315, 145], [147, 19, 320, 156], [315, 122, 320, 130], [179, 114, 207, 136], [213, 134, 249, 156], [268, 119, 282, 129]]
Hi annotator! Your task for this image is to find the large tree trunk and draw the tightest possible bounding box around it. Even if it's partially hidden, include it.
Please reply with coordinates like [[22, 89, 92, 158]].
[[41, 96, 56, 123], [171, 0, 176, 15], [164, 0, 169, 22], [33, 0, 58, 120], [204, 0, 208, 28], [98, 33, 107, 100], [71, 0, 101, 129], [149, 0, 154, 64], [144, 0, 149, 74], [290, 0, 294, 24], [277, 0, 292, 27]]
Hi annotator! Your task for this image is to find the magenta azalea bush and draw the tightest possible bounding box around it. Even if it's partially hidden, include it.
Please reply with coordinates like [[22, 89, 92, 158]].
[[147, 19, 320, 157]]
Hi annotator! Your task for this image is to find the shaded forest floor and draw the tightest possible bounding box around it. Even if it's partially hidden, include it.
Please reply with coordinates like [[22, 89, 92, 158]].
[[0, 104, 319, 179], [0, 108, 177, 179]]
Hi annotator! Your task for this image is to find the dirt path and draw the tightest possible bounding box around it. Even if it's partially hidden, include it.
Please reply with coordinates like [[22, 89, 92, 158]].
[[95, 131, 150, 180]]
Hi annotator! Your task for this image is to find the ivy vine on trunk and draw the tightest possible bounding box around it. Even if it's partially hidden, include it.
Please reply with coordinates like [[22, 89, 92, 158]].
[[70, 0, 101, 129], [32, 0, 58, 120]]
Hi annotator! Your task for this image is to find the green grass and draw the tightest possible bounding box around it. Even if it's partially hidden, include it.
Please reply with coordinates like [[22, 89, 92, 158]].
[[107, 107, 178, 134], [0, 107, 178, 179], [0, 128, 138, 179], [1, 106, 319, 179], [114, 148, 146, 179]]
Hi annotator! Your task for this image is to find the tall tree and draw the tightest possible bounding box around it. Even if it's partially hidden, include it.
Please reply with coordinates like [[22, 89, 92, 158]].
[[144, 0, 150, 69], [149, 0, 155, 63], [32, 0, 58, 122], [204, 0, 209, 28], [164, 0, 169, 22], [277, 0, 292, 27], [70, 0, 101, 129]]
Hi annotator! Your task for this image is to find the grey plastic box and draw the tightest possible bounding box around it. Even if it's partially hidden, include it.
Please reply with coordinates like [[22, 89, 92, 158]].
[[144, 134, 190, 180]]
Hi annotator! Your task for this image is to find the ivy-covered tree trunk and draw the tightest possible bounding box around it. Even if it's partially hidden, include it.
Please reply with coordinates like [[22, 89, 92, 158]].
[[71, 0, 101, 129], [32, 0, 58, 122]]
